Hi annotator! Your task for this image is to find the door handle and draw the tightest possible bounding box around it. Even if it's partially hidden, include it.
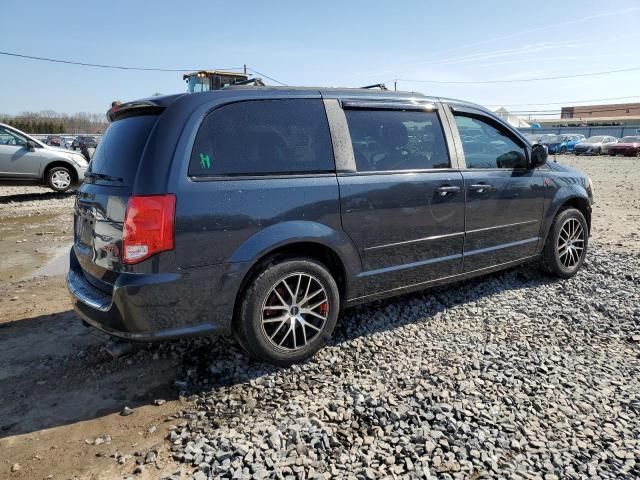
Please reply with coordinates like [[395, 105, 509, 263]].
[[435, 185, 461, 196], [469, 183, 493, 193]]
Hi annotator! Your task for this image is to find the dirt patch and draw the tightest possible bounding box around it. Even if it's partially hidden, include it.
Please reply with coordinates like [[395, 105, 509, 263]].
[[559, 155, 640, 253]]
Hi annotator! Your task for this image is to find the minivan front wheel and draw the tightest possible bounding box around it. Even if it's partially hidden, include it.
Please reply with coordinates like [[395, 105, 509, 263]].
[[541, 208, 588, 278], [47, 166, 73, 192], [236, 258, 340, 366]]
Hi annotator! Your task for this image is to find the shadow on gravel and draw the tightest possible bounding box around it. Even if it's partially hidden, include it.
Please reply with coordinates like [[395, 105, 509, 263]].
[[0, 190, 75, 204], [0, 263, 558, 438], [0, 310, 181, 438]]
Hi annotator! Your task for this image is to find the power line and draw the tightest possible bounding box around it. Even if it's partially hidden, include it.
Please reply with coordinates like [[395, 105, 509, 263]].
[[247, 67, 287, 86], [0, 50, 288, 87], [485, 95, 640, 107], [0, 50, 242, 72], [397, 66, 640, 85]]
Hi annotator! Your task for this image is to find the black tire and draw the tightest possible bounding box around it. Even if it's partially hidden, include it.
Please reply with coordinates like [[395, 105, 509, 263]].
[[574, 153, 580, 156], [541, 208, 588, 279], [595, 147, 602, 155], [560, 146, 567, 154], [46, 166, 73, 192], [235, 257, 340, 366]]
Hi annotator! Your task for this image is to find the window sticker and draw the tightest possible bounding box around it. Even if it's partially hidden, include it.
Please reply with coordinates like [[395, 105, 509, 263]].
[[199, 153, 211, 169]]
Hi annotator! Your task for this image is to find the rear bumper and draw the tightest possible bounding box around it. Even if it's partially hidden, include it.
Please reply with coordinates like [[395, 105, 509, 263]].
[[67, 247, 243, 341]]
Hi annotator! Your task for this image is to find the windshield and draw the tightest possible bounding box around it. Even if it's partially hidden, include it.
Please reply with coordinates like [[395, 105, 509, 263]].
[[586, 136, 605, 142], [620, 136, 640, 143], [187, 76, 210, 93]]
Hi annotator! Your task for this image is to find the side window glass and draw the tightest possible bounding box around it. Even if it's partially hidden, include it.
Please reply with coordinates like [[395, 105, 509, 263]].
[[189, 99, 334, 176], [344, 109, 450, 172], [0, 127, 27, 147], [454, 115, 527, 169]]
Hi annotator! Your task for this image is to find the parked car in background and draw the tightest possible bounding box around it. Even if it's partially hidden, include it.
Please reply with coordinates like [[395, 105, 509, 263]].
[[542, 134, 586, 154], [61, 136, 75, 149], [574, 136, 617, 155], [0, 123, 88, 191], [45, 135, 62, 147], [608, 136, 640, 156], [71, 135, 98, 150], [524, 133, 542, 144], [67, 88, 593, 366]]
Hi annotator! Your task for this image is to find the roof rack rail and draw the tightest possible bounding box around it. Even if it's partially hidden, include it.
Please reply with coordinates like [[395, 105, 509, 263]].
[[360, 83, 388, 90]]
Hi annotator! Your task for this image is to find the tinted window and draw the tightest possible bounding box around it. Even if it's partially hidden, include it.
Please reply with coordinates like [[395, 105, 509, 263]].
[[344, 109, 449, 172], [454, 115, 527, 169], [189, 99, 334, 176], [88, 115, 159, 184]]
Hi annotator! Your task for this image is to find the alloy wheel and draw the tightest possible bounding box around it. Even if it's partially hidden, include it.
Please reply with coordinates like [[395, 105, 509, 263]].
[[557, 218, 585, 269], [260, 273, 329, 352], [51, 170, 71, 190]]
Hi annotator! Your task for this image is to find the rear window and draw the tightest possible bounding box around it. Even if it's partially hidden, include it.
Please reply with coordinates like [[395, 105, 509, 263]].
[[189, 99, 334, 176], [88, 115, 158, 182]]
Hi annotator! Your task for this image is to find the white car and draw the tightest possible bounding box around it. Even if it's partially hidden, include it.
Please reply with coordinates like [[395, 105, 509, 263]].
[[573, 136, 618, 156], [61, 136, 76, 149]]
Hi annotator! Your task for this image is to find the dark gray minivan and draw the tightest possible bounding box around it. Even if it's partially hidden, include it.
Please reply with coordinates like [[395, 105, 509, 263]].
[[67, 87, 593, 365]]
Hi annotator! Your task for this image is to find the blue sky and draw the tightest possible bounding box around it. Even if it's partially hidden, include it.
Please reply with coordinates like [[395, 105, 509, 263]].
[[1, 0, 639, 116]]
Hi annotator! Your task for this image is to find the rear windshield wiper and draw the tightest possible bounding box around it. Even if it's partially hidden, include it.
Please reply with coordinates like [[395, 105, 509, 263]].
[[84, 172, 124, 183]]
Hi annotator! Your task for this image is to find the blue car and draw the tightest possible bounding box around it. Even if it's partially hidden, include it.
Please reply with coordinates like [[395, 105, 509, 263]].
[[542, 134, 586, 154]]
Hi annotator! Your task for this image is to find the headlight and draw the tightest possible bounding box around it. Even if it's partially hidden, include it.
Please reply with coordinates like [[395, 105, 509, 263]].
[[67, 154, 87, 166]]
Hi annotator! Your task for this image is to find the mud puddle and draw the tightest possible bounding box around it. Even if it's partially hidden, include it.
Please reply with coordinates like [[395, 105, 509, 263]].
[[0, 212, 72, 284]]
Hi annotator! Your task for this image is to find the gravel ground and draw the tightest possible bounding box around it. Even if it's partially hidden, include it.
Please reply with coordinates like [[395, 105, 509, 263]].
[[163, 246, 640, 480], [0, 155, 639, 479]]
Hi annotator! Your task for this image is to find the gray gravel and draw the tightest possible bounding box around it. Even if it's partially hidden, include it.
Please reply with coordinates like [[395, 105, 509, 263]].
[[156, 245, 640, 479]]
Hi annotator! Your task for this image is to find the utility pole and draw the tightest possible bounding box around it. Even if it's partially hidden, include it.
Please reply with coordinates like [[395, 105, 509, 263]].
[[394, 79, 397, 91], [243, 64, 247, 75]]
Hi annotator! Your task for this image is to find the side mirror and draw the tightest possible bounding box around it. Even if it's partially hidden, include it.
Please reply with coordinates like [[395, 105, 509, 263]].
[[530, 144, 548, 168], [27, 140, 37, 152]]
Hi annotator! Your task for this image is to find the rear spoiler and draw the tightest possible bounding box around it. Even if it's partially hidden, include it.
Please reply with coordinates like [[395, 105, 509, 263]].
[[108, 101, 165, 122]]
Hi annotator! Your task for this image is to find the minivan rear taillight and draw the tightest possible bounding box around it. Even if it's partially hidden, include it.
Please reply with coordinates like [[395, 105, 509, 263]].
[[122, 194, 175, 264]]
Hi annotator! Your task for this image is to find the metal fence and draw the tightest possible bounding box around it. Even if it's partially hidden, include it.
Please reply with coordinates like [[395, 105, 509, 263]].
[[31, 134, 103, 141], [519, 125, 640, 138]]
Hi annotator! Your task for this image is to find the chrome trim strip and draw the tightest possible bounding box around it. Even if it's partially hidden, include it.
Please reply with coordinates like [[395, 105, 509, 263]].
[[464, 237, 539, 257], [466, 219, 538, 234], [67, 268, 112, 312], [341, 100, 437, 111], [364, 231, 465, 251], [349, 254, 538, 302], [358, 253, 461, 278]]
